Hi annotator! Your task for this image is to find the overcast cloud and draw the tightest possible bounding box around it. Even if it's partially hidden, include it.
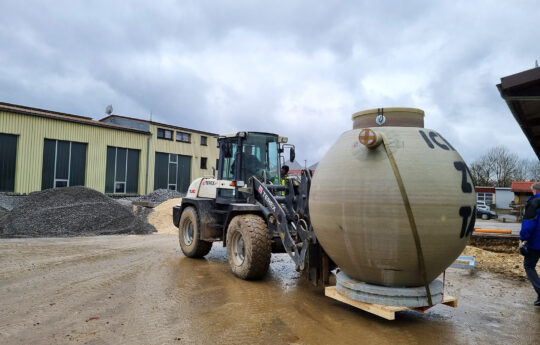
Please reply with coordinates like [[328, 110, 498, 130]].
[[1, 0, 539, 166]]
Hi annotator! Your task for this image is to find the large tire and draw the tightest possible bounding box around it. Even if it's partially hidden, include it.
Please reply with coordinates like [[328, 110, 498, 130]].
[[226, 214, 271, 280], [178, 206, 212, 258], [481, 213, 488, 220]]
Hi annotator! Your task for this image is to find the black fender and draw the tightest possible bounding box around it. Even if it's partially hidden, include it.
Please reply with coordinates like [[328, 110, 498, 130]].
[[174, 198, 221, 241], [222, 203, 265, 246]]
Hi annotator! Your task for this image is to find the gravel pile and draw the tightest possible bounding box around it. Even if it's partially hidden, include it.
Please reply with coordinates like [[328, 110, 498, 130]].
[[0, 208, 8, 225], [135, 189, 183, 204], [0, 195, 26, 211], [0, 186, 156, 238]]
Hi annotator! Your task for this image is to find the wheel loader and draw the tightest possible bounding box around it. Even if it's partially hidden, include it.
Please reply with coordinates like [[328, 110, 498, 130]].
[[173, 131, 334, 285]]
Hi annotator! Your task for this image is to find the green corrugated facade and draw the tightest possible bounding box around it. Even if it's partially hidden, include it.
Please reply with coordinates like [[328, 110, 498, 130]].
[[0, 104, 219, 195]]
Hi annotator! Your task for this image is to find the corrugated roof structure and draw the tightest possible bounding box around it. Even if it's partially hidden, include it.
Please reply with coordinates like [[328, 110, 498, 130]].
[[497, 66, 540, 160]]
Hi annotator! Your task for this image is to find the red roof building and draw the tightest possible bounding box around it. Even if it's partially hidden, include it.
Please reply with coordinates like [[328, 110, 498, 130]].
[[511, 181, 536, 193]]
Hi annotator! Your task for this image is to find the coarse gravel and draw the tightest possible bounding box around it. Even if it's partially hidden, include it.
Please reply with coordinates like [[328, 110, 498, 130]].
[[0, 195, 26, 211], [0, 207, 8, 225], [0, 186, 156, 238], [134, 189, 183, 204]]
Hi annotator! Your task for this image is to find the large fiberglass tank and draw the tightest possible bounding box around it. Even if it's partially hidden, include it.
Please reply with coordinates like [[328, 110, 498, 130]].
[[309, 108, 476, 287]]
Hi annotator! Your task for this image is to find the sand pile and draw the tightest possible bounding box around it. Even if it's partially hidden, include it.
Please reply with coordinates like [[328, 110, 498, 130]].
[[0, 186, 155, 238], [147, 198, 182, 234]]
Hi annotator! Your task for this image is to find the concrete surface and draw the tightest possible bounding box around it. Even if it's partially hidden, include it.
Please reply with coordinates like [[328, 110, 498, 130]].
[[0, 234, 539, 345]]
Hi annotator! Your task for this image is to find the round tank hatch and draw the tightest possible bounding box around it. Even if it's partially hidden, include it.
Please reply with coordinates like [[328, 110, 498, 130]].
[[352, 107, 424, 129]]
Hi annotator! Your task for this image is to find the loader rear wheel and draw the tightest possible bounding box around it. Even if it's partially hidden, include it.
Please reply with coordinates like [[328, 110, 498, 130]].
[[226, 214, 271, 280], [179, 206, 212, 258]]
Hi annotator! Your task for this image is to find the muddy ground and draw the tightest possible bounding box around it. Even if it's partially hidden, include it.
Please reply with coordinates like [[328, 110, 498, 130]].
[[1, 234, 539, 345]]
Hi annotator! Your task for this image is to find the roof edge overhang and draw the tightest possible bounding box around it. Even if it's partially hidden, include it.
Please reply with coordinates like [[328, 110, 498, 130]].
[[497, 66, 540, 160]]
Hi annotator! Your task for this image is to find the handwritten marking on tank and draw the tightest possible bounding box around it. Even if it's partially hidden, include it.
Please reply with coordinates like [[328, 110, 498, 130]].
[[453, 161, 473, 193], [454, 161, 476, 238], [458, 206, 476, 238], [419, 130, 435, 148], [418, 130, 456, 151]]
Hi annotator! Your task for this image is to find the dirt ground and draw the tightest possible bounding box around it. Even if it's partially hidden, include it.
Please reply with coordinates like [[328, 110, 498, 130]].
[[463, 245, 526, 279], [147, 198, 182, 234], [1, 234, 539, 345]]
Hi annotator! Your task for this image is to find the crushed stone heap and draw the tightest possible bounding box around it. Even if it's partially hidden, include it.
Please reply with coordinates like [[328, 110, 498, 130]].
[[135, 189, 183, 204], [0, 186, 156, 238]]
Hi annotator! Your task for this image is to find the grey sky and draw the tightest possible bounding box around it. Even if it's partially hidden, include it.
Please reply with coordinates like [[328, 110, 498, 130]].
[[1, 1, 539, 166]]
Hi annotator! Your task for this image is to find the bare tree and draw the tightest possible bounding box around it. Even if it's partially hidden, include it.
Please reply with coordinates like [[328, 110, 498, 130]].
[[518, 158, 540, 181], [469, 146, 521, 187], [470, 160, 492, 186]]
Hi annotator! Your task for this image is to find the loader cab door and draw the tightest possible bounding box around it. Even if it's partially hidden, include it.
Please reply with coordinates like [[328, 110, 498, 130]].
[[217, 138, 239, 200], [240, 133, 280, 184], [220, 140, 238, 181]]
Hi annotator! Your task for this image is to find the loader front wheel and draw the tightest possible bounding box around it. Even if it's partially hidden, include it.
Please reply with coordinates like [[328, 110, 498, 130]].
[[179, 206, 212, 258], [226, 214, 271, 280]]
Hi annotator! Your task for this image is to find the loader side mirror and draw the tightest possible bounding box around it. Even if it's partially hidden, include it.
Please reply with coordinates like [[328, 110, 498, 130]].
[[212, 167, 216, 178], [290, 147, 295, 162]]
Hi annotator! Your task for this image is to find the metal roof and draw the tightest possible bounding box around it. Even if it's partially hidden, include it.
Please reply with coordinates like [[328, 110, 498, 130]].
[[100, 114, 218, 137], [0, 102, 149, 134], [497, 66, 540, 160]]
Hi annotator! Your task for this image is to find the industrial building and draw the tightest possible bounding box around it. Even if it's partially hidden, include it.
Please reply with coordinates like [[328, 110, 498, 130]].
[[0, 102, 218, 195]]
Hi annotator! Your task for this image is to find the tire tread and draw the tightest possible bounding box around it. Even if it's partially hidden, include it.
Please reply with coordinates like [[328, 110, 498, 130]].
[[227, 214, 271, 280]]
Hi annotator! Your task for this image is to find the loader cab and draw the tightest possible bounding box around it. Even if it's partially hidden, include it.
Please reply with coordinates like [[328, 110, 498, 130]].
[[217, 132, 286, 202]]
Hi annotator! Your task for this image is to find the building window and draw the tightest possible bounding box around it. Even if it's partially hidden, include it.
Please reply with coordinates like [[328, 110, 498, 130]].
[[176, 131, 191, 143], [477, 192, 494, 207], [154, 152, 192, 193], [0, 133, 18, 192], [157, 128, 173, 140], [105, 147, 140, 194], [200, 157, 207, 169], [42, 139, 87, 190], [201, 136, 207, 146]]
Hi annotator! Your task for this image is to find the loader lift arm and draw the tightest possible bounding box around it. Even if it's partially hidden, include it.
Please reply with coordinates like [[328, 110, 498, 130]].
[[248, 169, 315, 271]]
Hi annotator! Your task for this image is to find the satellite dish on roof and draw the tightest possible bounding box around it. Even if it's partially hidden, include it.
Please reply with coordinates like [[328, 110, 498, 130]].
[[105, 105, 113, 115]]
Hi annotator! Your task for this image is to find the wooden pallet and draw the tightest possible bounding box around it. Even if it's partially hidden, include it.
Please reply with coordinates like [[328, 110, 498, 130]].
[[325, 286, 458, 320]]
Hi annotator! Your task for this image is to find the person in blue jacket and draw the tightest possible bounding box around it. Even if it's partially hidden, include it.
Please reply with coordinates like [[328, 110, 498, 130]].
[[520, 182, 540, 306]]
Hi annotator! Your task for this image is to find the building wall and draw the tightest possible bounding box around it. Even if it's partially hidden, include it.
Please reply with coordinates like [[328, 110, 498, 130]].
[[514, 192, 532, 204], [0, 111, 148, 194], [147, 124, 218, 192], [494, 188, 514, 209]]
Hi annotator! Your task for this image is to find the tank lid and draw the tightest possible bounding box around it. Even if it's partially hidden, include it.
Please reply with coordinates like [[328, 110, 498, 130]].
[[352, 107, 425, 129]]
